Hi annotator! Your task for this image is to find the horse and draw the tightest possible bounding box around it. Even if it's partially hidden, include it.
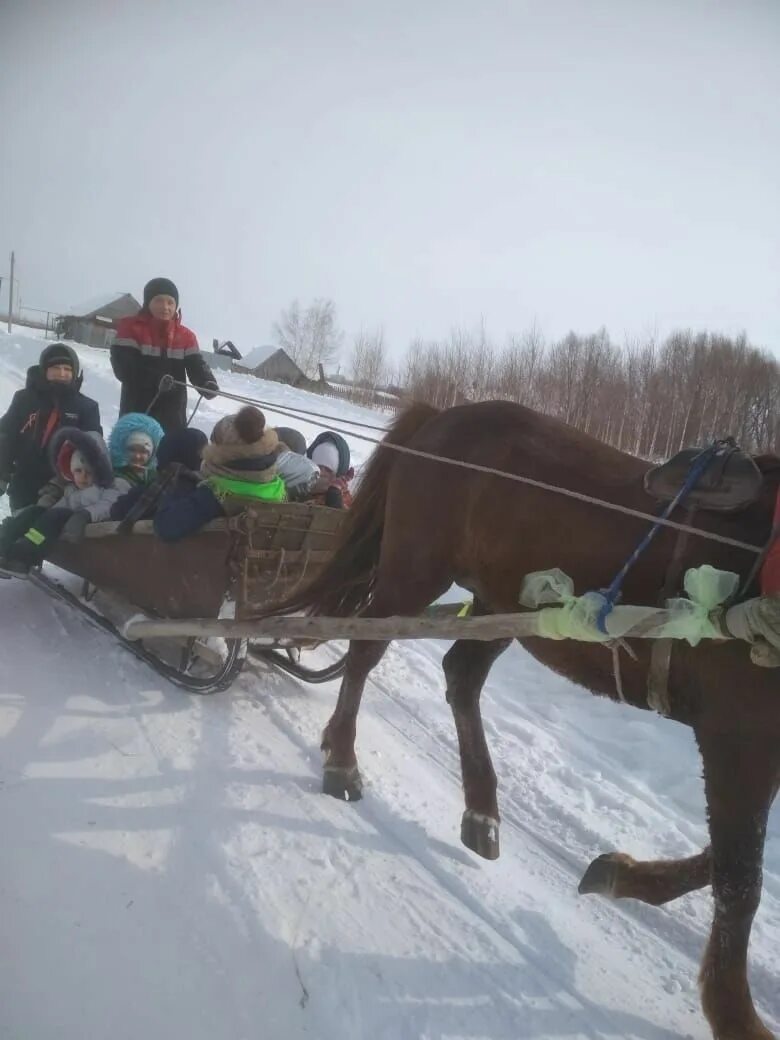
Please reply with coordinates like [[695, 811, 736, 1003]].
[[272, 399, 780, 1040]]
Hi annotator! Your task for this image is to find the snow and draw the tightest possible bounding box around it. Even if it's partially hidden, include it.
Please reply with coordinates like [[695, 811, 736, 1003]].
[[1, 328, 778, 1040]]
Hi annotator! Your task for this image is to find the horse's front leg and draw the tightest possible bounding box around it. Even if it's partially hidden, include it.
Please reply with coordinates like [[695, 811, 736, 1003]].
[[443, 635, 511, 860], [697, 729, 778, 1040], [579, 847, 711, 905]]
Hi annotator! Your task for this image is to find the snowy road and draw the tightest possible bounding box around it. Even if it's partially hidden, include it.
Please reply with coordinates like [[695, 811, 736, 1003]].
[[1, 330, 777, 1040]]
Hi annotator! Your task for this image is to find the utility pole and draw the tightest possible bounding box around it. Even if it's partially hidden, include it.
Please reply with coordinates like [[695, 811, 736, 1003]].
[[7, 251, 15, 333]]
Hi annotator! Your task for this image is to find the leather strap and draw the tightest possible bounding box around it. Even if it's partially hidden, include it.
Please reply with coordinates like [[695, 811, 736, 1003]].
[[646, 508, 696, 716]]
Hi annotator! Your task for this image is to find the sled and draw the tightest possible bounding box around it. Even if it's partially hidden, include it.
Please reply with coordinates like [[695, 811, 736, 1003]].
[[26, 502, 350, 693], [14, 493, 749, 696]]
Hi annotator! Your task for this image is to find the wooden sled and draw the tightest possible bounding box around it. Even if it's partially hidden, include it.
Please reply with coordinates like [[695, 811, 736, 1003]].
[[31, 502, 349, 693]]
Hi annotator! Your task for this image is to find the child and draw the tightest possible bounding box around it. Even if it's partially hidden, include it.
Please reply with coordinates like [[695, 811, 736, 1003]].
[[307, 431, 354, 509], [110, 427, 208, 530], [273, 426, 320, 502], [0, 428, 122, 577], [110, 277, 219, 432], [155, 406, 285, 541], [0, 343, 102, 512], [108, 413, 164, 489]]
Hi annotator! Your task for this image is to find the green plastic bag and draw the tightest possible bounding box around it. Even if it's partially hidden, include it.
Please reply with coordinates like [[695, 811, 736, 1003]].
[[518, 564, 738, 646]]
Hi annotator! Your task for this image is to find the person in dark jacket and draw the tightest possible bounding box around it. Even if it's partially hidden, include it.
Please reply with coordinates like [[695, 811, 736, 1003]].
[[154, 406, 285, 542], [0, 342, 102, 513], [110, 427, 208, 530], [307, 431, 354, 509], [110, 277, 219, 432]]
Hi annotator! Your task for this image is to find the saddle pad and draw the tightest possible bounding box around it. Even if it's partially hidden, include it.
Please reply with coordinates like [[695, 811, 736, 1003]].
[[644, 441, 763, 513]]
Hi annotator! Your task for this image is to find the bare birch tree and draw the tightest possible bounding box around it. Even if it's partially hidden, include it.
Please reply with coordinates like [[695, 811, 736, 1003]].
[[273, 298, 343, 377]]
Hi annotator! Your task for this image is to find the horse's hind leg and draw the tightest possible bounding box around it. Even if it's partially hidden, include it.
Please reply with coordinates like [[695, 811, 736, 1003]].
[[579, 847, 711, 905], [443, 628, 511, 861], [321, 638, 389, 801], [321, 564, 451, 803], [697, 730, 778, 1040]]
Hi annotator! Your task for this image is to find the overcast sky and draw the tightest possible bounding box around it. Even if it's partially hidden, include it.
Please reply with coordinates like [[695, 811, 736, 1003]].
[[1, 0, 777, 361]]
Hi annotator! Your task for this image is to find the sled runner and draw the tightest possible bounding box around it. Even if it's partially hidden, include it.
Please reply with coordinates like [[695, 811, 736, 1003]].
[[20, 502, 349, 692]]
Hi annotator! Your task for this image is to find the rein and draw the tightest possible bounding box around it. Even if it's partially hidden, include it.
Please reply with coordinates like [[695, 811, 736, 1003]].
[[173, 377, 764, 556], [595, 441, 730, 633]]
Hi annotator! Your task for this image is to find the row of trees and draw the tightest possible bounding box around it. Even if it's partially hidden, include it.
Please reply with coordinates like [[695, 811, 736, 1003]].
[[400, 327, 780, 456], [271, 299, 779, 456]]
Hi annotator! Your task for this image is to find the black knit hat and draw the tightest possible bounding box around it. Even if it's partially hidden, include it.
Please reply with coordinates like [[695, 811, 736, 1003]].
[[156, 428, 208, 472], [143, 277, 179, 309], [39, 342, 80, 378]]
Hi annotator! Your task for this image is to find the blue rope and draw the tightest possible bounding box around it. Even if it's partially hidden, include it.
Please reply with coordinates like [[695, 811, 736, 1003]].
[[595, 442, 725, 634]]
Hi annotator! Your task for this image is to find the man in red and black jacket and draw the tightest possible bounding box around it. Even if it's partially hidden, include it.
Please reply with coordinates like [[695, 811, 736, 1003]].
[[111, 277, 218, 432], [0, 343, 102, 512]]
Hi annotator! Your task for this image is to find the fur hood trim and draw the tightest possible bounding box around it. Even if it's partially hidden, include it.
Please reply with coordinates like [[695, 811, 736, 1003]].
[[48, 427, 114, 487]]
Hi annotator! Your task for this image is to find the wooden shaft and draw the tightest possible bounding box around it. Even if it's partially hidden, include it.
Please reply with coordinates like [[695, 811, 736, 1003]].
[[123, 607, 729, 644], [125, 613, 543, 641]]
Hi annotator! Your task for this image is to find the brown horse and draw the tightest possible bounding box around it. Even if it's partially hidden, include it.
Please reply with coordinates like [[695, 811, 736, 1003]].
[[274, 400, 780, 1040]]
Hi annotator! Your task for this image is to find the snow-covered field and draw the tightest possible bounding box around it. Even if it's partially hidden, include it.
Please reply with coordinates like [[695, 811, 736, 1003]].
[[0, 329, 777, 1040]]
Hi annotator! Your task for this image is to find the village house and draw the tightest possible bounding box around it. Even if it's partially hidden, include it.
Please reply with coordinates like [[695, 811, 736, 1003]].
[[57, 292, 141, 348]]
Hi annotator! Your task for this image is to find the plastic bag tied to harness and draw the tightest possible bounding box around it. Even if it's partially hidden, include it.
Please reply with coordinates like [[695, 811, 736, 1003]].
[[518, 565, 738, 646]]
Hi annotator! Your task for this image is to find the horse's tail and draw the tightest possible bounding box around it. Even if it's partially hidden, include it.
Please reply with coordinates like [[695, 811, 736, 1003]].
[[267, 401, 440, 618]]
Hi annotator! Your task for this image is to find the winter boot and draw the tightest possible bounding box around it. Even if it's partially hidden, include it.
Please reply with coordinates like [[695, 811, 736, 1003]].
[[1, 535, 44, 578], [0, 556, 32, 579]]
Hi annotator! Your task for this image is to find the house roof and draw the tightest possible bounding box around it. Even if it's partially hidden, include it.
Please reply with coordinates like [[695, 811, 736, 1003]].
[[214, 339, 242, 360], [241, 345, 301, 371], [66, 292, 141, 319]]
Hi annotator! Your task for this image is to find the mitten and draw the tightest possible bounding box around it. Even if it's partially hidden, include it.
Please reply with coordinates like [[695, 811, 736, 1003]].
[[61, 509, 91, 543]]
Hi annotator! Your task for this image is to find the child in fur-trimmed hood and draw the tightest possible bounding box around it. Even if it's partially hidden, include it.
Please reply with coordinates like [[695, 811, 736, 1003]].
[[0, 427, 123, 576], [154, 406, 285, 542]]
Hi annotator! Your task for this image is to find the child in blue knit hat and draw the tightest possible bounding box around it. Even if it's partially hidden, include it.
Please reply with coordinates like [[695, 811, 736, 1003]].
[[108, 413, 164, 489], [110, 427, 208, 529]]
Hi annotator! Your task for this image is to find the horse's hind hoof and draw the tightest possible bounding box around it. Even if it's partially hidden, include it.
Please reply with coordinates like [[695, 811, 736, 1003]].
[[322, 765, 363, 802], [461, 810, 500, 860], [578, 852, 626, 896]]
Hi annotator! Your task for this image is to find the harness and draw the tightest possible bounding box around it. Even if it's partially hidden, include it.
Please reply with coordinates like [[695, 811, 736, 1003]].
[[594, 442, 728, 635], [596, 439, 772, 715]]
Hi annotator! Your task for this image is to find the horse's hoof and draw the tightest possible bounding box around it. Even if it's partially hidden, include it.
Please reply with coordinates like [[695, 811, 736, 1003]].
[[461, 810, 500, 860], [322, 764, 363, 802], [707, 1015, 776, 1040], [578, 853, 623, 896]]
